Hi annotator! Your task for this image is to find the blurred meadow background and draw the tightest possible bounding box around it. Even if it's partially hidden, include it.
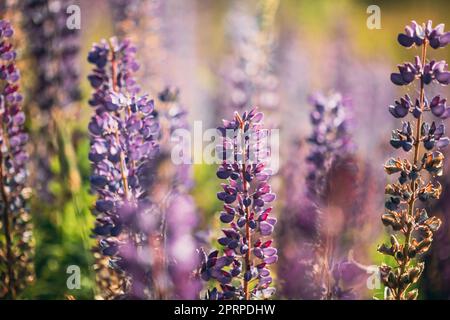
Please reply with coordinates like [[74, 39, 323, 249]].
[[1, 0, 450, 299]]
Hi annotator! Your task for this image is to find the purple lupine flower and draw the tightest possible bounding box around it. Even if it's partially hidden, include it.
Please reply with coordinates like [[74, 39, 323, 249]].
[[22, 0, 81, 110], [200, 108, 277, 300], [398, 20, 450, 49], [109, 0, 200, 299], [156, 87, 201, 299], [321, 22, 396, 299], [328, 258, 368, 300], [88, 38, 160, 299], [280, 92, 358, 300], [391, 57, 450, 86], [306, 93, 357, 299], [21, 0, 82, 202], [306, 92, 353, 203], [378, 20, 448, 300], [88, 38, 140, 101], [135, 85, 200, 299], [0, 20, 33, 299]]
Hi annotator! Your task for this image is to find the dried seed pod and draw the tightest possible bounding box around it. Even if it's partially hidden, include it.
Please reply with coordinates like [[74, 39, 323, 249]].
[[377, 243, 394, 256], [408, 263, 424, 284], [390, 235, 400, 249], [408, 245, 417, 258], [406, 289, 419, 300]]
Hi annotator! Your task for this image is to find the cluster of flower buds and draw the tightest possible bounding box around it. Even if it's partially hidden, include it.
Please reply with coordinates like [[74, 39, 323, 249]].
[[391, 56, 450, 86], [303, 92, 359, 299], [150, 86, 199, 299], [378, 20, 448, 300], [88, 38, 160, 299], [389, 94, 450, 119], [0, 20, 33, 299], [108, 0, 200, 298], [398, 20, 450, 49], [200, 109, 277, 300], [23, 0, 81, 110], [88, 38, 140, 100]]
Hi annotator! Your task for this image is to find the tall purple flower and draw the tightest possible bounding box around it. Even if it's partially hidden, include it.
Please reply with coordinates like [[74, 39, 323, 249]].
[[278, 92, 361, 300], [378, 20, 448, 300], [153, 87, 201, 299], [109, 0, 200, 299], [23, 0, 81, 110], [200, 108, 277, 300], [306, 92, 354, 231], [0, 20, 33, 299], [88, 38, 160, 299], [307, 93, 359, 299], [321, 21, 397, 299], [21, 0, 82, 203]]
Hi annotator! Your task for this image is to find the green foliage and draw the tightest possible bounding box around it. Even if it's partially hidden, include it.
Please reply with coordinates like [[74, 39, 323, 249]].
[[193, 163, 222, 225], [24, 119, 96, 299]]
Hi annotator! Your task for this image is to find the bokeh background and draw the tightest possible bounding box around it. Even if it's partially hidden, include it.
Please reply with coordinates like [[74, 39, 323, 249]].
[[2, 0, 450, 299]]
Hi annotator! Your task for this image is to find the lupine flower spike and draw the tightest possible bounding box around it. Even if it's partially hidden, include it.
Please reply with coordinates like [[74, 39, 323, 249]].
[[156, 87, 200, 299], [23, 0, 81, 111], [22, 0, 82, 202], [108, 0, 200, 299], [88, 38, 160, 299], [281, 92, 358, 300], [200, 108, 277, 300], [306, 93, 353, 208], [307, 93, 357, 300], [0, 20, 33, 299], [378, 20, 449, 300]]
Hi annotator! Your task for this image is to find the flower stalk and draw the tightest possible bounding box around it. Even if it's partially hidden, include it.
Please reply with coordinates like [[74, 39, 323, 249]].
[[88, 37, 160, 299], [379, 20, 450, 300], [108, 0, 201, 299], [23, 0, 81, 111], [0, 20, 33, 300], [239, 117, 252, 300], [305, 92, 356, 300], [200, 108, 277, 300]]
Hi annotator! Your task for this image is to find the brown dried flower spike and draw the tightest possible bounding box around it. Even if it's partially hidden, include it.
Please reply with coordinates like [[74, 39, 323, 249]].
[[378, 20, 450, 300]]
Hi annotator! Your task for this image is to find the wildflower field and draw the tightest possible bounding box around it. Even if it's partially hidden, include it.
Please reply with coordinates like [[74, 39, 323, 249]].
[[1, 0, 450, 302]]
